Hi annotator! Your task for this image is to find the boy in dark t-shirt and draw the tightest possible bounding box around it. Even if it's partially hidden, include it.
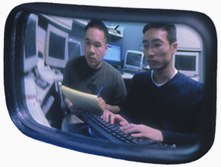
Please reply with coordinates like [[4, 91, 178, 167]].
[[63, 56, 126, 112], [63, 19, 126, 113]]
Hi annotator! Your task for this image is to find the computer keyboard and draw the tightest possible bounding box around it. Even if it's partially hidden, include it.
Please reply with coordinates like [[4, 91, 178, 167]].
[[81, 112, 165, 146]]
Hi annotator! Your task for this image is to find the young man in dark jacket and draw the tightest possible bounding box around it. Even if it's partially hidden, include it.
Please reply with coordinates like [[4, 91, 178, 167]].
[[102, 23, 204, 146]]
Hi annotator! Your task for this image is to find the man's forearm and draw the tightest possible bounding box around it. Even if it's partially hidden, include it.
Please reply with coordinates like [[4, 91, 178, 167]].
[[106, 104, 120, 113], [64, 97, 72, 108]]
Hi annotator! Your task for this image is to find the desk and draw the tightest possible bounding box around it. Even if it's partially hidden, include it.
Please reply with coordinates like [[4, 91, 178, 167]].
[[37, 57, 63, 105], [122, 72, 133, 79], [121, 72, 134, 90], [24, 74, 52, 127], [24, 58, 64, 128]]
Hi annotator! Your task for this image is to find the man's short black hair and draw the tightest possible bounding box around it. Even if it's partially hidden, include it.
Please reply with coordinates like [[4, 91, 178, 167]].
[[142, 23, 177, 44], [85, 19, 109, 43]]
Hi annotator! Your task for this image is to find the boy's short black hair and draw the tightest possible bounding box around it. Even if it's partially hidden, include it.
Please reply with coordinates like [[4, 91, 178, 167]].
[[142, 23, 177, 44], [85, 19, 109, 43]]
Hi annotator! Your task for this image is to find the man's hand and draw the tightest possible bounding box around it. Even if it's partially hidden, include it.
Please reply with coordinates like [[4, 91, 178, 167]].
[[98, 97, 107, 110], [101, 110, 163, 142], [120, 123, 163, 142], [98, 97, 120, 113], [64, 97, 83, 113], [101, 110, 129, 126]]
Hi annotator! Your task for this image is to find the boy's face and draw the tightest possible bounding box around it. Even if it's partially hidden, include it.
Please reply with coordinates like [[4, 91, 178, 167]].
[[143, 28, 177, 71], [84, 27, 108, 69]]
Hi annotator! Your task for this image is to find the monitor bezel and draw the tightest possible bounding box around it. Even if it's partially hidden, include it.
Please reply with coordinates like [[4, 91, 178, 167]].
[[103, 42, 122, 67], [4, 3, 217, 164], [124, 50, 144, 72], [68, 38, 82, 59], [173, 51, 199, 77], [45, 24, 69, 68], [23, 13, 38, 74]]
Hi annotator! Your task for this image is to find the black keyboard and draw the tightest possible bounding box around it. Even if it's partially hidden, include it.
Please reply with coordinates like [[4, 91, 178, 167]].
[[81, 112, 164, 146]]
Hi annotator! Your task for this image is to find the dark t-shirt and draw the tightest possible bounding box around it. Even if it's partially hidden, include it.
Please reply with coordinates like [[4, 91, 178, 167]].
[[63, 56, 127, 107]]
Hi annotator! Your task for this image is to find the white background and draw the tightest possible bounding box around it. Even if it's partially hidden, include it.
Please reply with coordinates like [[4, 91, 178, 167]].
[[1, 0, 220, 166]]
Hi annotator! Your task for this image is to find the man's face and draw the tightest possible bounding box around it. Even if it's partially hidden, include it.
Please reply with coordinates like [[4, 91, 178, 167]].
[[84, 27, 108, 69], [143, 28, 177, 71]]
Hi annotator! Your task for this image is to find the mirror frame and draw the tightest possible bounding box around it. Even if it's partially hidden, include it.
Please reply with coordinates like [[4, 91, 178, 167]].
[[4, 2, 217, 164]]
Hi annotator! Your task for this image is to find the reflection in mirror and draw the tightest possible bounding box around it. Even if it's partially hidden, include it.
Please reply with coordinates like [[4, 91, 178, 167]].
[[4, 2, 216, 163], [23, 12, 205, 145], [24, 13, 51, 128]]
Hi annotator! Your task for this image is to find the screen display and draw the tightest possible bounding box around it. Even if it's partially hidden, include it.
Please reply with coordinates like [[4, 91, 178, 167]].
[[49, 32, 66, 60], [24, 19, 36, 58], [126, 52, 142, 67], [103, 44, 121, 62], [68, 42, 81, 58], [175, 55, 196, 71]]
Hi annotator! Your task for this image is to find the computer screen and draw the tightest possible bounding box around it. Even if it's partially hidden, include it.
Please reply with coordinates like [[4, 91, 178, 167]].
[[23, 13, 38, 73], [103, 43, 122, 67], [49, 32, 66, 59], [174, 51, 199, 80], [175, 55, 196, 71], [124, 50, 144, 72], [45, 24, 69, 68], [68, 38, 82, 59]]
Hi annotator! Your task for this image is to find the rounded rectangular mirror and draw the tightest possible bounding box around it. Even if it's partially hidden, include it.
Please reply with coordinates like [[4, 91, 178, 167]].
[[4, 3, 217, 164]]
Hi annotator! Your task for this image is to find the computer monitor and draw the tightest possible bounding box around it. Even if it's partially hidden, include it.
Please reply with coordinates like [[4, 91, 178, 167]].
[[45, 24, 69, 68], [23, 14, 38, 73], [68, 38, 82, 59], [124, 50, 144, 72], [103, 43, 122, 67], [173, 51, 199, 78]]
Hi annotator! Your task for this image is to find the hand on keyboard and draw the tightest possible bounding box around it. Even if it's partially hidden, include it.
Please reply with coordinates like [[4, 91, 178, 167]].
[[101, 110, 163, 142], [101, 110, 129, 126], [120, 123, 163, 142], [82, 112, 164, 146]]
